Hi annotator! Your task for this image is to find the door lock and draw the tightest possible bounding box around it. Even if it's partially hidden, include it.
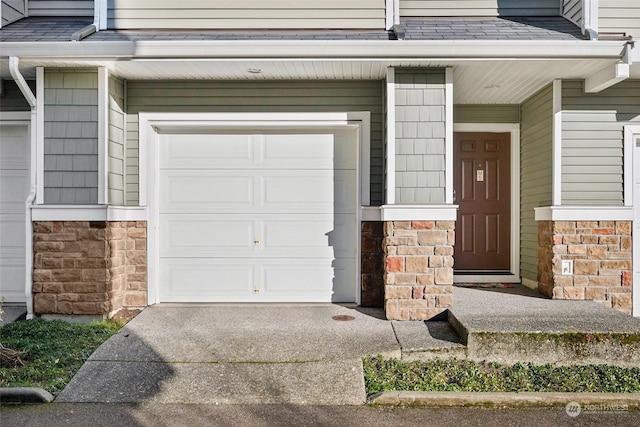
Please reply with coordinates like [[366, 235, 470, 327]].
[[254, 238, 260, 246]]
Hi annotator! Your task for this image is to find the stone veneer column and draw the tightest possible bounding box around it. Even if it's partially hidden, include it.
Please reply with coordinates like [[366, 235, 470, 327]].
[[538, 220, 632, 315], [33, 221, 147, 318], [361, 221, 385, 307], [383, 220, 454, 320]]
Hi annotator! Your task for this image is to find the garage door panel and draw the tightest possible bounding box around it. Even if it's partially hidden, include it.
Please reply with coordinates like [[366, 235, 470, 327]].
[[263, 133, 334, 169], [0, 260, 25, 302], [0, 124, 28, 303], [263, 214, 355, 259], [262, 170, 356, 214], [0, 171, 29, 206], [160, 215, 256, 257], [160, 171, 254, 213], [161, 134, 255, 169], [160, 259, 254, 301], [0, 126, 29, 169]]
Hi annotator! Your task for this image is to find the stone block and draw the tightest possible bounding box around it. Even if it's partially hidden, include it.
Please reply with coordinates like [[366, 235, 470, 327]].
[[436, 221, 455, 230], [417, 230, 447, 246], [434, 268, 453, 285], [563, 287, 586, 300], [385, 285, 412, 299], [385, 300, 401, 320], [417, 274, 435, 285], [436, 293, 453, 307], [124, 291, 148, 307], [395, 273, 417, 285], [34, 294, 57, 314], [585, 287, 606, 300], [600, 260, 631, 270], [623, 271, 632, 287], [51, 269, 83, 282], [409, 308, 446, 321], [393, 221, 412, 230], [412, 221, 435, 230], [574, 260, 597, 275], [385, 257, 405, 273], [405, 257, 428, 273], [611, 293, 632, 309], [412, 286, 424, 299], [615, 222, 631, 235]]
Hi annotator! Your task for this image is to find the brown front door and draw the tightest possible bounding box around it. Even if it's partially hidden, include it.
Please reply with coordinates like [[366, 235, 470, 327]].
[[454, 132, 511, 272]]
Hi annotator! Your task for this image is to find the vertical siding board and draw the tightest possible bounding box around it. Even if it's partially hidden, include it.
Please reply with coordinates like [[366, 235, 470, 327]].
[[400, 0, 562, 17], [108, 0, 386, 30], [44, 69, 99, 204], [125, 80, 383, 207], [520, 84, 553, 283], [561, 80, 640, 206]]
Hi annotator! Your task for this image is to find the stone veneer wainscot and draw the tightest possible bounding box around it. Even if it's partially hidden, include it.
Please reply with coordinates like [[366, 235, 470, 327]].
[[383, 220, 455, 320], [32, 221, 147, 318], [538, 220, 632, 315]]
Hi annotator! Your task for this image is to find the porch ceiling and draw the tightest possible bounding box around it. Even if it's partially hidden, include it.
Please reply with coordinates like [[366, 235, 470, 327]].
[[6, 57, 618, 104]]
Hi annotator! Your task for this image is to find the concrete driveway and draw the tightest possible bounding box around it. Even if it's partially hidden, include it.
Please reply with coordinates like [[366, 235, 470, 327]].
[[56, 304, 401, 405]]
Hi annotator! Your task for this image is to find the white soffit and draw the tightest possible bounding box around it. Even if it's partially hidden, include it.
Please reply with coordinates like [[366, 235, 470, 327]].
[[13, 57, 617, 104]]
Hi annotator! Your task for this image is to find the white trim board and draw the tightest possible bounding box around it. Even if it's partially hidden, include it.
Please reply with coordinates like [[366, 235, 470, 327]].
[[627, 125, 640, 317], [453, 123, 521, 282], [534, 206, 633, 221], [139, 112, 371, 306], [31, 206, 147, 221]]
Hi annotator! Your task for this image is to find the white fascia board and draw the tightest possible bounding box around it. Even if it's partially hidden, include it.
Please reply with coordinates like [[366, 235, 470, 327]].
[[361, 206, 382, 221], [380, 205, 458, 221], [534, 206, 633, 221], [2, 40, 626, 60], [31, 205, 148, 221]]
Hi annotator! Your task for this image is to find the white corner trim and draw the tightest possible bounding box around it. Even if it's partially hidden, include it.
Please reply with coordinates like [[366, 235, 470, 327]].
[[361, 206, 382, 221], [534, 206, 633, 221], [552, 80, 562, 206], [36, 67, 44, 205], [31, 205, 148, 221], [445, 67, 454, 205], [385, 67, 396, 205], [385, 0, 394, 31], [583, 0, 599, 37], [380, 205, 458, 221], [624, 125, 640, 207], [98, 67, 109, 205]]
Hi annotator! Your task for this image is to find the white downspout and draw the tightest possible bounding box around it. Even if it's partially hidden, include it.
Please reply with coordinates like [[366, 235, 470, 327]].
[[9, 56, 37, 320]]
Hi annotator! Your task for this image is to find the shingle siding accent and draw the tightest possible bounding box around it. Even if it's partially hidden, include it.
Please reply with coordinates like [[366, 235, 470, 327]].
[[520, 84, 553, 284], [108, 76, 126, 206], [43, 69, 99, 204], [561, 80, 640, 206], [124, 80, 384, 207], [394, 69, 446, 204]]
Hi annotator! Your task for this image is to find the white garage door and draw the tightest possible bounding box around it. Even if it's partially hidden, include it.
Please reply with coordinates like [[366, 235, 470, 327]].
[[0, 124, 29, 303], [158, 129, 358, 302]]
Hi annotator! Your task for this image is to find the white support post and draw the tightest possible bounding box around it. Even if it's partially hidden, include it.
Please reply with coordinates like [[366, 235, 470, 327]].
[[36, 67, 44, 204], [445, 67, 454, 205], [385, 67, 396, 205], [98, 67, 109, 205], [552, 80, 563, 206]]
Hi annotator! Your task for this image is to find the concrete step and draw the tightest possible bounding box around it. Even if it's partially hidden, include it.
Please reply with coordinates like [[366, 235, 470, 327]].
[[391, 321, 467, 362], [448, 310, 640, 367]]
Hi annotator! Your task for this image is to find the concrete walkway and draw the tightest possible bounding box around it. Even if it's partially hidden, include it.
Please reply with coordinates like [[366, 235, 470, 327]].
[[56, 305, 407, 405], [55, 287, 640, 405]]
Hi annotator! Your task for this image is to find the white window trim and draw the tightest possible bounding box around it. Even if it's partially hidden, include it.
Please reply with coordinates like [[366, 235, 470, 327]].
[[453, 123, 521, 283], [139, 112, 371, 306]]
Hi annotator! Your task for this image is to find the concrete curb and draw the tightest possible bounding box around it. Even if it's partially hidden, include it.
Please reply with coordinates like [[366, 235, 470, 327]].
[[0, 387, 54, 405], [368, 391, 640, 408]]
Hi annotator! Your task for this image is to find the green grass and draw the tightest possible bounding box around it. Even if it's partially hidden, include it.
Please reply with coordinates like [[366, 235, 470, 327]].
[[0, 318, 123, 395], [364, 356, 640, 395]]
